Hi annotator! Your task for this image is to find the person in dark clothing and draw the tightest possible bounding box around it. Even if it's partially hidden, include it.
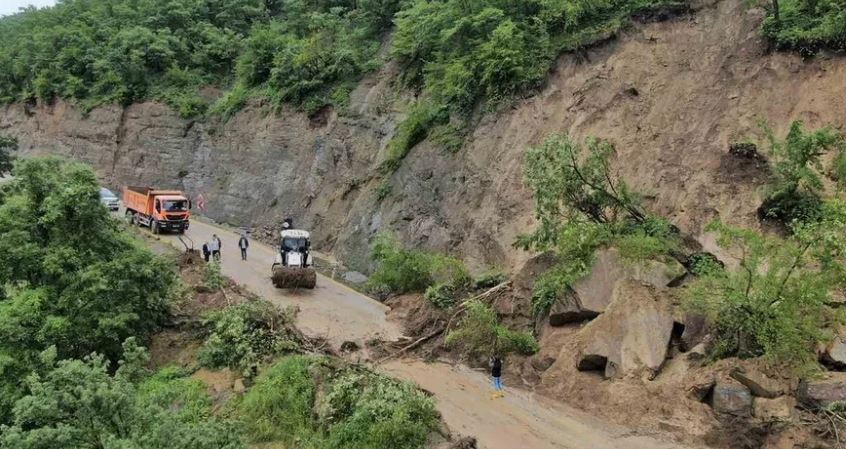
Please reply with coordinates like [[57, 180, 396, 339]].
[[490, 356, 503, 397], [202, 242, 210, 263], [238, 233, 249, 261]]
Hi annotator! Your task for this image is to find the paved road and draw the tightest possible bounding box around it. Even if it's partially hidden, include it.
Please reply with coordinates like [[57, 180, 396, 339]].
[[157, 219, 402, 346], [151, 218, 700, 449]]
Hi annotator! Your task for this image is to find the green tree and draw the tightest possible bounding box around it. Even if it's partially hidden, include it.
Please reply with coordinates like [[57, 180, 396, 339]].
[[684, 200, 846, 371], [758, 121, 846, 227], [0, 135, 16, 176]]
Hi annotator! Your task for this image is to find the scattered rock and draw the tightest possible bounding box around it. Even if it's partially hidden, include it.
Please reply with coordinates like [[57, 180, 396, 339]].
[[233, 378, 247, 394], [567, 248, 685, 321], [341, 271, 368, 284], [680, 313, 709, 351], [712, 380, 753, 417], [798, 372, 846, 408], [575, 281, 674, 378], [730, 367, 784, 399], [340, 341, 360, 352], [549, 288, 600, 325], [530, 356, 556, 372], [687, 343, 708, 362], [753, 396, 795, 421], [687, 374, 716, 402], [729, 142, 765, 161]]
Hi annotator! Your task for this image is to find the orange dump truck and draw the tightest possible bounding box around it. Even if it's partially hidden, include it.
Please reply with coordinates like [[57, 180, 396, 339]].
[[123, 186, 191, 234]]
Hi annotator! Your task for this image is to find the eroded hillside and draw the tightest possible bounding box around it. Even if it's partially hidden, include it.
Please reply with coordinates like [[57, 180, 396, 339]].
[[2, 0, 845, 276]]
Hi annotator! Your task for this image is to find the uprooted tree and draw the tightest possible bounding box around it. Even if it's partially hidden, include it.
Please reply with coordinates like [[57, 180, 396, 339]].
[[518, 133, 680, 317]]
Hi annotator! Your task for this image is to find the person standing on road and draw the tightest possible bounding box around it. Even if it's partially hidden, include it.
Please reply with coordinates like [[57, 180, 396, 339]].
[[490, 356, 504, 398], [209, 234, 221, 261], [202, 241, 211, 263], [238, 233, 249, 261]]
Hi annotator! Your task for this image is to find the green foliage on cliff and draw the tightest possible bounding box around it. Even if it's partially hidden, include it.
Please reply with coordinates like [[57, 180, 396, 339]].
[[763, 0, 846, 53], [0, 135, 17, 177], [0, 158, 177, 424], [366, 234, 470, 297]]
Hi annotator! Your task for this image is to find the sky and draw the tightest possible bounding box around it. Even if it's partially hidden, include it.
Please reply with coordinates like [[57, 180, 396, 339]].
[[0, 0, 56, 17]]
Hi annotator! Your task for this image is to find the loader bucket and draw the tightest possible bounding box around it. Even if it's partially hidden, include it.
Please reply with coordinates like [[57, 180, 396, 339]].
[[271, 266, 317, 289]]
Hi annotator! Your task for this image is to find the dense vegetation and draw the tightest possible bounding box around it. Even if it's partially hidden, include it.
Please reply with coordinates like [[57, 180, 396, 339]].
[[446, 300, 539, 357], [0, 0, 397, 117], [0, 157, 178, 423], [519, 133, 679, 317], [0, 342, 244, 449], [0, 135, 15, 176], [239, 355, 439, 449], [763, 0, 846, 54]]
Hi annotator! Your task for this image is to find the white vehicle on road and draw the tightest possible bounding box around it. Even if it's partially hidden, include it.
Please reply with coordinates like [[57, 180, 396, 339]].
[[99, 187, 120, 211]]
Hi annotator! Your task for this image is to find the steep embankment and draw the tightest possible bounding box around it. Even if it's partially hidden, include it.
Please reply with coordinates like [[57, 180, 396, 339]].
[[2, 0, 845, 274]]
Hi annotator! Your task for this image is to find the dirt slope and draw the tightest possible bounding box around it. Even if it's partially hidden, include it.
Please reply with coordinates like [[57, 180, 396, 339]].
[[155, 220, 702, 449], [3, 0, 846, 274]]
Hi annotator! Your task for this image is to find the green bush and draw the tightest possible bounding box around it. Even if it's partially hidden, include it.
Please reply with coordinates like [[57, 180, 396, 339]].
[[684, 204, 846, 371], [375, 181, 392, 201], [367, 234, 469, 296], [446, 299, 539, 357], [240, 356, 439, 449], [240, 355, 320, 443], [198, 301, 300, 378], [0, 135, 16, 176], [474, 270, 507, 289], [424, 282, 458, 309], [204, 261, 225, 291]]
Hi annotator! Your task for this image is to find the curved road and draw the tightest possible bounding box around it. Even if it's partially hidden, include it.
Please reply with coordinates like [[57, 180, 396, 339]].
[[157, 219, 700, 449]]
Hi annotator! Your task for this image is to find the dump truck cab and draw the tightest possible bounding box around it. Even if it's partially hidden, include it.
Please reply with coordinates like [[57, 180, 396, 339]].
[[123, 186, 191, 234]]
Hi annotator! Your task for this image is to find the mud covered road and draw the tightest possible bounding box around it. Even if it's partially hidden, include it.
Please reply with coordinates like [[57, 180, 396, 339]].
[[156, 220, 701, 449]]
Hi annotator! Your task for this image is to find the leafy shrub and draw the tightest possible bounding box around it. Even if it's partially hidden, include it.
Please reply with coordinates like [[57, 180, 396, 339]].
[[320, 368, 439, 449], [424, 282, 458, 309], [198, 301, 300, 378], [240, 355, 320, 443], [683, 203, 846, 371], [375, 181, 392, 201], [757, 121, 845, 228], [203, 261, 225, 290], [474, 270, 507, 289], [241, 356, 439, 449], [446, 299, 539, 357], [367, 234, 469, 296]]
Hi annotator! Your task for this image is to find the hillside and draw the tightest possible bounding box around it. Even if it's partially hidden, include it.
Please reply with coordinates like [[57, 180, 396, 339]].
[[2, 0, 845, 275]]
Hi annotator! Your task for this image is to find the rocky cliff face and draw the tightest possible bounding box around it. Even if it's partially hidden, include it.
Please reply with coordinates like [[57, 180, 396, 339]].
[[3, 0, 846, 273]]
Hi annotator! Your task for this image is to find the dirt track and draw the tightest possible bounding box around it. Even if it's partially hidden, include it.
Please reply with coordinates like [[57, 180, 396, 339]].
[[158, 220, 702, 449]]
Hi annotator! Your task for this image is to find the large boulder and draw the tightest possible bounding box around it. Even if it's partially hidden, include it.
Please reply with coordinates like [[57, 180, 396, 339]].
[[551, 248, 686, 326], [821, 333, 846, 369], [798, 372, 846, 408], [712, 380, 753, 417], [575, 280, 675, 378]]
